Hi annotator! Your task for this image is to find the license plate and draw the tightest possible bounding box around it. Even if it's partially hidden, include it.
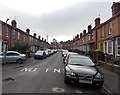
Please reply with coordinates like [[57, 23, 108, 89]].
[[79, 80, 92, 84]]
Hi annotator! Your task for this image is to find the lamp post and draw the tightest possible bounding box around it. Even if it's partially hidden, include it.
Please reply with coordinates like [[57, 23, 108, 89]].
[[3, 18, 9, 64], [5, 18, 9, 51]]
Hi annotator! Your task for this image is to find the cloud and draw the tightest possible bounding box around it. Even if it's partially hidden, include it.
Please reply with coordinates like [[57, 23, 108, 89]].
[[0, 2, 112, 43]]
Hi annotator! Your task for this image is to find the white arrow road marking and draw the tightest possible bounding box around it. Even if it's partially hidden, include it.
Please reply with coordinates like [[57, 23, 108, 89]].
[[20, 68, 37, 72]]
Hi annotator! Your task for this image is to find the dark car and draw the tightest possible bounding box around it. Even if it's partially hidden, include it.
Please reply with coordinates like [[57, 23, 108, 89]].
[[64, 55, 104, 88], [34, 50, 46, 59]]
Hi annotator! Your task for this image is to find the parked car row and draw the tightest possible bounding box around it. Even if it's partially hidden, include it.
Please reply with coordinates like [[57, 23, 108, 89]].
[[0, 51, 26, 64], [62, 51, 104, 88], [34, 49, 57, 60]]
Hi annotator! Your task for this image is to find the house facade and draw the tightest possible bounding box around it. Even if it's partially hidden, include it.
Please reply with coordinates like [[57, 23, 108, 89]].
[[72, 2, 120, 60], [0, 19, 50, 53]]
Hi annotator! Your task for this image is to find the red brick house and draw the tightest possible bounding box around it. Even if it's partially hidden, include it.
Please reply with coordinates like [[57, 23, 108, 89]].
[[0, 19, 50, 53]]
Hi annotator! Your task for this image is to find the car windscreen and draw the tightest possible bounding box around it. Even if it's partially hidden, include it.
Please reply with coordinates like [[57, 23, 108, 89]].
[[68, 57, 95, 66]]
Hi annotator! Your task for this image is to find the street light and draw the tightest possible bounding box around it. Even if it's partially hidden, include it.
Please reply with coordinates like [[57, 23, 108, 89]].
[[4, 18, 9, 64], [5, 18, 9, 51]]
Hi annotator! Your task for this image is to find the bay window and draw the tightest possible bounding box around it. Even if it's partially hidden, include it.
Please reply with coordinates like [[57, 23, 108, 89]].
[[117, 38, 120, 56], [104, 40, 113, 55]]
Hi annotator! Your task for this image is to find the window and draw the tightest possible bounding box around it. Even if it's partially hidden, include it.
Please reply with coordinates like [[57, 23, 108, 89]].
[[104, 42, 107, 53], [6, 53, 19, 56], [13, 29, 16, 37], [6, 26, 8, 37], [88, 35, 90, 41], [18, 32, 20, 40], [108, 41, 112, 54], [24, 35, 26, 41], [104, 40, 113, 55], [108, 22, 112, 35], [117, 38, 120, 56]]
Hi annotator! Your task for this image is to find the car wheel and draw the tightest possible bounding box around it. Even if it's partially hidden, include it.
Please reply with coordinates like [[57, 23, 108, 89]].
[[17, 59, 23, 64]]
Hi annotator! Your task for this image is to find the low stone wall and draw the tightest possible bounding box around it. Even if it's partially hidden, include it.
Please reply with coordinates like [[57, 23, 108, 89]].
[[98, 60, 120, 74]]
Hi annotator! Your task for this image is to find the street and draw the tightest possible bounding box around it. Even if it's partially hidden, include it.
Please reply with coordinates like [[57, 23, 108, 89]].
[[2, 52, 107, 94]]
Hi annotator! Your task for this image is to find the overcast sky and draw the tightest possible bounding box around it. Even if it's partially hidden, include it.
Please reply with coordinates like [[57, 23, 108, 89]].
[[0, 0, 119, 43]]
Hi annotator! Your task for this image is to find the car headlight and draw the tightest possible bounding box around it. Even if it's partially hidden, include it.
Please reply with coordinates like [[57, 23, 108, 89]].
[[70, 72, 76, 76], [66, 70, 76, 76], [95, 73, 103, 79]]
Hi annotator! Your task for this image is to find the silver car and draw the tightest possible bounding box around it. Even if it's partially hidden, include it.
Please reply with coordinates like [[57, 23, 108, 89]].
[[0, 51, 26, 64]]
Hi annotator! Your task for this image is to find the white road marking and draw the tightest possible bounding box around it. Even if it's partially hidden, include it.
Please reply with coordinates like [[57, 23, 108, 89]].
[[45, 68, 49, 72], [20, 68, 37, 72], [52, 87, 65, 92], [54, 68, 60, 73]]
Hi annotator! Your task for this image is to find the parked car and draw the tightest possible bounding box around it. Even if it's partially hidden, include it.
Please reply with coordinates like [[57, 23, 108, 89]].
[[34, 50, 46, 59], [62, 50, 68, 57], [63, 52, 79, 63], [64, 55, 104, 88], [0, 51, 26, 64]]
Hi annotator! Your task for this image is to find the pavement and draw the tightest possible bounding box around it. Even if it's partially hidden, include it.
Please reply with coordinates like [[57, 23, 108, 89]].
[[99, 66, 120, 95]]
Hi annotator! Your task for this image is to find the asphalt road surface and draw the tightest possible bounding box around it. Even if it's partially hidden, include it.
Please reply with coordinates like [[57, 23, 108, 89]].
[[2, 52, 107, 94]]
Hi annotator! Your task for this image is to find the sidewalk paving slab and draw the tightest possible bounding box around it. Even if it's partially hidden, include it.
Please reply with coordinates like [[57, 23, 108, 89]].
[[98, 66, 120, 95]]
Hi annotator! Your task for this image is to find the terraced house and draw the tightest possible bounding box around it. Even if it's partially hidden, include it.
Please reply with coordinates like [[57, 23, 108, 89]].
[[97, 2, 120, 59], [0, 19, 50, 54], [73, 2, 120, 61]]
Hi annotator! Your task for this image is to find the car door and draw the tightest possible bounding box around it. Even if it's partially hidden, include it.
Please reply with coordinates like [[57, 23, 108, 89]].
[[5, 53, 13, 62], [6, 52, 20, 62]]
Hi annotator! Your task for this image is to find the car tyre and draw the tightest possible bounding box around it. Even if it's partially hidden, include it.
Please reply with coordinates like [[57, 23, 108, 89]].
[[17, 59, 23, 64]]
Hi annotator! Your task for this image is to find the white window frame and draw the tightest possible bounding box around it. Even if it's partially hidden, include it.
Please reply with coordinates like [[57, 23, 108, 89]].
[[104, 40, 113, 55], [116, 37, 120, 56]]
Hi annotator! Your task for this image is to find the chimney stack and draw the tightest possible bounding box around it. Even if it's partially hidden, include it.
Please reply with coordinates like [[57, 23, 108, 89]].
[[80, 33, 82, 38], [26, 29, 30, 35], [11, 20, 17, 28], [33, 33, 36, 38], [83, 30, 86, 36], [111, 2, 120, 16], [38, 36, 41, 40], [88, 25, 92, 33], [95, 17, 100, 27], [76, 34, 79, 39]]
